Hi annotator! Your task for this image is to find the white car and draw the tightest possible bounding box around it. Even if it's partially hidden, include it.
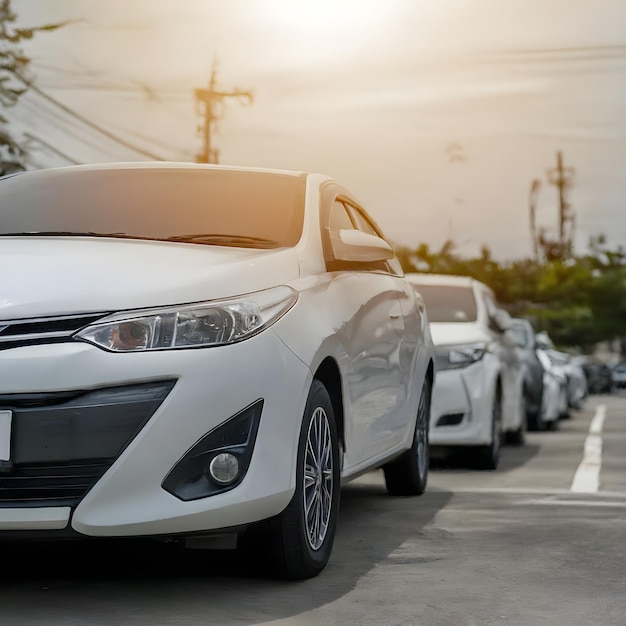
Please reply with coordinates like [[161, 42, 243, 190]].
[[535, 349, 568, 429], [405, 274, 525, 469], [536, 332, 587, 411], [0, 163, 435, 580]]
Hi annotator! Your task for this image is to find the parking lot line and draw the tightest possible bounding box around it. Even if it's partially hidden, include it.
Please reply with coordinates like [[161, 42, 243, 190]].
[[571, 404, 606, 493]]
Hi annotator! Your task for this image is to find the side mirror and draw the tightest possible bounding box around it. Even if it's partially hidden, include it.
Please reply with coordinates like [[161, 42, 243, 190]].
[[503, 329, 519, 348], [535, 332, 551, 350], [491, 308, 512, 333], [330, 229, 394, 263]]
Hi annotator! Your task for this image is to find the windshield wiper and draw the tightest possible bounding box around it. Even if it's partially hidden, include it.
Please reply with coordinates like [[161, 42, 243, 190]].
[[0, 231, 281, 248], [0, 231, 160, 241], [165, 233, 279, 248]]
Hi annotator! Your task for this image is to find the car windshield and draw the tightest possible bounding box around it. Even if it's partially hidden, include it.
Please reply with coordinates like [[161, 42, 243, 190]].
[[412, 284, 477, 323], [0, 168, 306, 248]]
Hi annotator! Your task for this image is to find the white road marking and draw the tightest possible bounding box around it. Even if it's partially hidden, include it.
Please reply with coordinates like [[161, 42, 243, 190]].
[[451, 487, 573, 496], [443, 486, 626, 499], [520, 499, 626, 509], [570, 404, 607, 493]]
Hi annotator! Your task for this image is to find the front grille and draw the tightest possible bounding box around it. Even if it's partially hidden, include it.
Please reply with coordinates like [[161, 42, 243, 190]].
[[0, 313, 109, 350], [0, 380, 176, 506], [0, 461, 109, 507]]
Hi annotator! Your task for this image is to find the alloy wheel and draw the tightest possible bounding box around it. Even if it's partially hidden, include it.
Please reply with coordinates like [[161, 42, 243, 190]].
[[415, 390, 429, 480], [303, 407, 333, 551]]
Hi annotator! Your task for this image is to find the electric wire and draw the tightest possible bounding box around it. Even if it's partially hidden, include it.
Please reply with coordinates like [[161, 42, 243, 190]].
[[13, 71, 166, 161]]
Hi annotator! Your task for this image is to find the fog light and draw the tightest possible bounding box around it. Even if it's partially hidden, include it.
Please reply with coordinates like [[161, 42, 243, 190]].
[[208, 453, 239, 485], [162, 399, 263, 501]]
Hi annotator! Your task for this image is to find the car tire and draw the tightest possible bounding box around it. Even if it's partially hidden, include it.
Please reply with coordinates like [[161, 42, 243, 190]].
[[383, 376, 431, 496], [506, 393, 526, 446], [526, 409, 542, 432], [472, 389, 502, 470], [546, 416, 559, 431], [248, 379, 341, 580], [528, 398, 550, 431], [558, 386, 570, 419]]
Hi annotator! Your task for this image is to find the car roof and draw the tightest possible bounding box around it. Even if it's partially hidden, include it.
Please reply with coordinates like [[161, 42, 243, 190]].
[[0, 162, 310, 180]]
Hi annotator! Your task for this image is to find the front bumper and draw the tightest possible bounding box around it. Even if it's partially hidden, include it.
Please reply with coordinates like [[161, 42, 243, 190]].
[[0, 329, 311, 537], [430, 364, 493, 446]]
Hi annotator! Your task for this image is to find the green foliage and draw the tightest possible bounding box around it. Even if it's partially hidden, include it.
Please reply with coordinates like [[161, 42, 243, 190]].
[[399, 235, 626, 353], [0, 0, 66, 174]]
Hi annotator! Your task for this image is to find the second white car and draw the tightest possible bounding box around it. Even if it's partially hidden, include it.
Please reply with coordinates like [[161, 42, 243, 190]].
[[406, 274, 525, 469]]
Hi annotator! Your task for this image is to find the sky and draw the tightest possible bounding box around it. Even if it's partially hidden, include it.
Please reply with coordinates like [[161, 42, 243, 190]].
[[8, 0, 626, 260]]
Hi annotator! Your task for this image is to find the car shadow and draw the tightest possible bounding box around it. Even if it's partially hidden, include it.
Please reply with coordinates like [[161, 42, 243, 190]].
[[430, 443, 541, 473], [0, 480, 452, 624]]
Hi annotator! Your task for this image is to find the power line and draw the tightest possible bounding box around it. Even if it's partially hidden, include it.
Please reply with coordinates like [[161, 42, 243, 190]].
[[17, 91, 194, 164], [16, 95, 132, 160], [22, 132, 81, 165], [496, 44, 626, 56], [106, 120, 195, 160], [13, 71, 166, 161]]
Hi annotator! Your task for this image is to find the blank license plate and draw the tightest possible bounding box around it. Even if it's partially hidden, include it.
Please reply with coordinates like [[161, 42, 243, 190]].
[[0, 410, 11, 461]]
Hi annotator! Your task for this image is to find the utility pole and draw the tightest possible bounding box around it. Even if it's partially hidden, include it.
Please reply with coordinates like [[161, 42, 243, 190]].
[[194, 62, 253, 164], [546, 151, 575, 257], [529, 178, 542, 262]]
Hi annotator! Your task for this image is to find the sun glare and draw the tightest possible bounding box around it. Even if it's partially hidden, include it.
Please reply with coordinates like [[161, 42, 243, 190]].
[[255, 0, 391, 33], [240, 0, 397, 66]]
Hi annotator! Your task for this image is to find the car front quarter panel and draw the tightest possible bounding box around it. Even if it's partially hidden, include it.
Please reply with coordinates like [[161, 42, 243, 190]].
[[274, 273, 426, 473]]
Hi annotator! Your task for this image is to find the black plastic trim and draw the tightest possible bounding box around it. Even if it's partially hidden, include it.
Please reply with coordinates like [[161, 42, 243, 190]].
[[0, 380, 176, 506], [162, 399, 263, 501]]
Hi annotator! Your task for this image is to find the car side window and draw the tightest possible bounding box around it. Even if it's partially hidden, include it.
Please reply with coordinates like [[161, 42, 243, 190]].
[[482, 291, 497, 318], [345, 204, 379, 236], [482, 291, 512, 334], [329, 200, 356, 231]]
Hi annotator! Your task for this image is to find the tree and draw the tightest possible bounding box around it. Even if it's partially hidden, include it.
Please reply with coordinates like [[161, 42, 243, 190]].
[[0, 0, 65, 174], [399, 236, 626, 354]]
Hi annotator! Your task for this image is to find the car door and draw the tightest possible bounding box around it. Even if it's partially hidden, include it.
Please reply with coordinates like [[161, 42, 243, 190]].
[[344, 201, 428, 440], [323, 196, 410, 467]]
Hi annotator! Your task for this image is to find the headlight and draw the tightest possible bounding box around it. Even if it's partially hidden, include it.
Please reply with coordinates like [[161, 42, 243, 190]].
[[436, 342, 487, 371], [74, 286, 297, 352]]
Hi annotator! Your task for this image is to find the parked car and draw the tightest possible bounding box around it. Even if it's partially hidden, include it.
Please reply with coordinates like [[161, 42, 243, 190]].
[[405, 273, 525, 469], [535, 348, 568, 429], [610, 362, 626, 389], [508, 318, 545, 430], [509, 320, 575, 430], [535, 332, 587, 410], [0, 163, 436, 580], [581, 362, 613, 394]]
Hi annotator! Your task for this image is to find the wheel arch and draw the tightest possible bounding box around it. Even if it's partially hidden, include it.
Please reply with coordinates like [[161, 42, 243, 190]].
[[313, 357, 344, 453]]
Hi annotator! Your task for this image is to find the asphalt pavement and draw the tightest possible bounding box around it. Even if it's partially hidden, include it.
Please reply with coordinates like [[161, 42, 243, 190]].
[[1, 393, 625, 626]]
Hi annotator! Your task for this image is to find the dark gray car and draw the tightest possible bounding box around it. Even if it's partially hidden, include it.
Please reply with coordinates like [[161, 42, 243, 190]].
[[509, 318, 545, 431]]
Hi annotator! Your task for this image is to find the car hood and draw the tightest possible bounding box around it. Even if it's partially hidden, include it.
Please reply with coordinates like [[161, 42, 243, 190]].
[[428, 322, 491, 347], [1, 237, 301, 319]]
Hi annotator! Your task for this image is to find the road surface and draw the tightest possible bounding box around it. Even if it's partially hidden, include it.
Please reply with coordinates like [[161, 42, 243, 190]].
[[1, 393, 625, 625]]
